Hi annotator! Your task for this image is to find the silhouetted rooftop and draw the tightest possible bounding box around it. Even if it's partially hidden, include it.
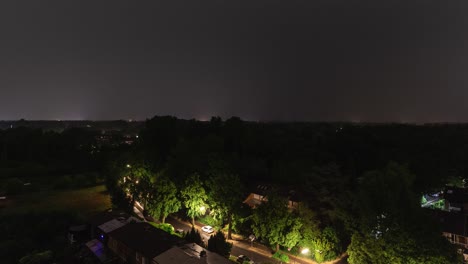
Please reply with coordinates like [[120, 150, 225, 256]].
[[109, 222, 182, 259]]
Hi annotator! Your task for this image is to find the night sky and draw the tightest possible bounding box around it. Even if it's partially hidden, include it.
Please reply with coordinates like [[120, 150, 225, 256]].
[[1, 1, 467, 122]]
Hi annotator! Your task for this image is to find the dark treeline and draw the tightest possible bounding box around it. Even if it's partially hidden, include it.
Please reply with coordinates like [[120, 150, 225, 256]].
[[0, 126, 130, 194], [0, 127, 97, 176], [4, 118, 466, 192], [105, 116, 463, 263], [136, 117, 468, 192]]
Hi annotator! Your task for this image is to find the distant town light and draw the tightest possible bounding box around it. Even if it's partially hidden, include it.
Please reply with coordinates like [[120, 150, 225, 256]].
[[126, 164, 131, 168]]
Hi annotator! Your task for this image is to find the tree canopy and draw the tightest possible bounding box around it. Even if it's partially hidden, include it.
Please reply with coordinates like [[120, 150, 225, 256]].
[[147, 176, 180, 223], [181, 173, 208, 226]]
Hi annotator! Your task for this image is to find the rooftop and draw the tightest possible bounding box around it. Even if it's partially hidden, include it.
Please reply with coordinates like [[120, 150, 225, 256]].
[[88, 210, 130, 227], [109, 222, 182, 259], [98, 219, 127, 234], [247, 183, 303, 202], [85, 239, 110, 263], [153, 246, 202, 264]]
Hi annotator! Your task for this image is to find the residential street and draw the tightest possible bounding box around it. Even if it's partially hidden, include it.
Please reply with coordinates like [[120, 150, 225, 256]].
[[134, 203, 346, 264], [164, 216, 345, 264], [166, 216, 275, 264]]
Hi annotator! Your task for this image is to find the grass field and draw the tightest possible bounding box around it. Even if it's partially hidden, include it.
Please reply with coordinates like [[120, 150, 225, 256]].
[[0, 185, 111, 216]]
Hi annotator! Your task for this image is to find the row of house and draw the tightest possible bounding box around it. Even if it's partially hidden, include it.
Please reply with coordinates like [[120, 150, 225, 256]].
[[243, 184, 301, 210], [244, 184, 468, 261], [80, 210, 231, 264], [428, 187, 468, 262], [77, 184, 299, 263]]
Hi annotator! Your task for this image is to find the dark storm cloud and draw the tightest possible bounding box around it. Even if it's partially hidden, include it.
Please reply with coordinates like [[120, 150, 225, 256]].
[[0, 0, 467, 121]]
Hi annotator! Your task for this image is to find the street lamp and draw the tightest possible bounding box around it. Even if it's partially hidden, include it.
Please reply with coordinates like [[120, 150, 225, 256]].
[[249, 234, 256, 247], [200, 206, 206, 212], [126, 164, 131, 168], [301, 248, 310, 255]]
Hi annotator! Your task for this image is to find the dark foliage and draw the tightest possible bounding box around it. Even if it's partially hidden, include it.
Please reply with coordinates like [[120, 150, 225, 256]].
[[184, 227, 204, 247], [0, 211, 82, 264], [207, 231, 232, 258]]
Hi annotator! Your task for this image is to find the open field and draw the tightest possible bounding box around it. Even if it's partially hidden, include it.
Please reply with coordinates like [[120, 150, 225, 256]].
[[0, 185, 111, 216]]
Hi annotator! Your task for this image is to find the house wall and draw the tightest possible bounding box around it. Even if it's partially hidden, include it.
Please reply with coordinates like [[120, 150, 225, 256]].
[[136, 252, 150, 264], [108, 236, 135, 262], [244, 193, 299, 210], [443, 232, 468, 248]]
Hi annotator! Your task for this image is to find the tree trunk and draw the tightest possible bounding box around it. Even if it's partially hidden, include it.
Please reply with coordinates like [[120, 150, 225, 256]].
[[191, 217, 195, 227], [162, 215, 166, 223], [129, 198, 135, 215], [276, 243, 279, 252], [227, 211, 233, 239]]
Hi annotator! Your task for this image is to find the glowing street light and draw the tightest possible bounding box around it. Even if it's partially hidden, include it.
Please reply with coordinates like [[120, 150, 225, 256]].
[[301, 248, 310, 255], [200, 206, 206, 212], [126, 164, 131, 168]]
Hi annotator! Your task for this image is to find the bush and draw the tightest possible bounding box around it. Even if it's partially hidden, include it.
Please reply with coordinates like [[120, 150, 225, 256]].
[[207, 231, 232, 258], [151, 223, 175, 234], [272, 251, 290, 263], [19, 250, 53, 264], [184, 227, 204, 247], [231, 214, 253, 237]]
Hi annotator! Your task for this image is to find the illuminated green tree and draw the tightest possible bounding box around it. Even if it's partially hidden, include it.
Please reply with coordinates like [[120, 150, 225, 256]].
[[311, 227, 340, 263], [147, 177, 180, 223], [120, 165, 154, 208], [296, 204, 320, 250], [181, 173, 208, 226], [272, 251, 290, 264], [252, 193, 302, 251]]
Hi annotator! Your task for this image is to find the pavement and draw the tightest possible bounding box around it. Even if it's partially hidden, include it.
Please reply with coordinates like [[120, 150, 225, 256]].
[[165, 216, 274, 263]]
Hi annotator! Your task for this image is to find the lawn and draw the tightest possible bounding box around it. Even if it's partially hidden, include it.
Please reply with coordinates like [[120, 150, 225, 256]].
[[0, 185, 111, 216]]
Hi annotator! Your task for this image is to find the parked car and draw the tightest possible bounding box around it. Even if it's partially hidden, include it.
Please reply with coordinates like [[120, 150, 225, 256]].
[[237, 255, 254, 264], [201, 225, 214, 234]]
